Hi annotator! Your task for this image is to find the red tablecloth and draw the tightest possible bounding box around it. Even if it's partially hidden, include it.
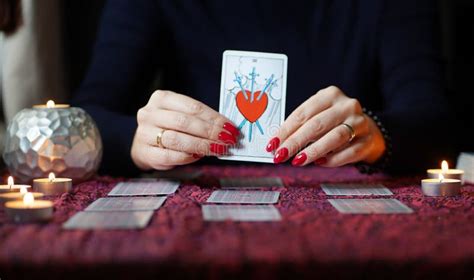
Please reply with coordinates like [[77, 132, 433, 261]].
[[0, 165, 473, 279]]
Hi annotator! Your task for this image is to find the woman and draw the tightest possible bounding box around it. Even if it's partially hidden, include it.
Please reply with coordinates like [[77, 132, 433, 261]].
[[72, 0, 454, 175]]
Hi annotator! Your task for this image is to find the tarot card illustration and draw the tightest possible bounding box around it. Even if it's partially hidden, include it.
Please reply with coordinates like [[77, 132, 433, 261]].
[[219, 50, 287, 162]]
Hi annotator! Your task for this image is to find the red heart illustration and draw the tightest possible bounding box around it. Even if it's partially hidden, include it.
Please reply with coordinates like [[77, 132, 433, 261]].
[[236, 90, 268, 123]]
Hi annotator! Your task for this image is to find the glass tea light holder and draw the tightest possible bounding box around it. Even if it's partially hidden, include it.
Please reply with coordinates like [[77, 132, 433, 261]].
[[2, 100, 103, 183]]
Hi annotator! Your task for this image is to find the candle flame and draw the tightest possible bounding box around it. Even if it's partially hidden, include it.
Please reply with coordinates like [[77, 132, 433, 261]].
[[46, 100, 55, 108], [7, 176, 14, 187], [439, 173, 444, 182], [441, 160, 449, 173], [48, 172, 56, 182], [20, 186, 27, 194], [23, 192, 34, 205]]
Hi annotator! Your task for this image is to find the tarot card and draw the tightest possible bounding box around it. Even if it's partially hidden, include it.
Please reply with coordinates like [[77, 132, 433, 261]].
[[219, 50, 288, 162], [328, 199, 414, 214], [219, 177, 284, 189], [108, 180, 180, 196], [206, 190, 280, 204], [202, 205, 281, 221], [63, 211, 154, 230], [84, 197, 167, 212], [321, 183, 393, 196]]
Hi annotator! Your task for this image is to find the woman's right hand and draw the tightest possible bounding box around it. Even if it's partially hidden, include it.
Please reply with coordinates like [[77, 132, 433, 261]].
[[131, 90, 240, 170]]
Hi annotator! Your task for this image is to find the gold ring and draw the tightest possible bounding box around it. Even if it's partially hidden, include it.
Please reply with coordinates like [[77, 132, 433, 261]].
[[341, 123, 355, 142], [156, 129, 166, 148]]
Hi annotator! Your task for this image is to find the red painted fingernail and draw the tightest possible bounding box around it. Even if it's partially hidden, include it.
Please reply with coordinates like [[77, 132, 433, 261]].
[[314, 157, 327, 165], [273, 147, 289, 164], [210, 143, 228, 155], [223, 122, 239, 137], [218, 131, 237, 145], [291, 153, 307, 166], [266, 137, 280, 152], [192, 153, 203, 159]]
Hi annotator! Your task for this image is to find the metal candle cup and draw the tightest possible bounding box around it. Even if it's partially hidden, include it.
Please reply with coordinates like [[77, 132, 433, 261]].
[[421, 175, 462, 197], [33, 173, 72, 195], [0, 191, 44, 209], [5, 193, 53, 223]]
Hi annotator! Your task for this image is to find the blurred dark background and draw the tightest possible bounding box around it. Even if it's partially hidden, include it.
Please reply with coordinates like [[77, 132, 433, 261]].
[[62, 0, 473, 152]]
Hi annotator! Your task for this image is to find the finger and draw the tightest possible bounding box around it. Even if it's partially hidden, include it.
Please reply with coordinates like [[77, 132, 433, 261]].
[[266, 86, 344, 152], [148, 90, 239, 136], [320, 138, 371, 167], [134, 141, 199, 170], [273, 106, 356, 161], [289, 118, 366, 166], [146, 147, 198, 169], [157, 128, 228, 156], [151, 109, 236, 144]]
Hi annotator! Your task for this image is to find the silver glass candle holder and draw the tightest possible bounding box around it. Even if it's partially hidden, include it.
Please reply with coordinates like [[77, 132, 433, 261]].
[[2, 101, 103, 183]]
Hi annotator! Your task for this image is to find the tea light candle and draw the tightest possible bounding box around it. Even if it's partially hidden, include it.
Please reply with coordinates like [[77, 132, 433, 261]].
[[5, 192, 53, 223], [33, 172, 72, 195], [427, 160, 464, 182], [0, 186, 44, 209], [421, 173, 462, 196], [0, 176, 31, 193], [32, 99, 70, 109]]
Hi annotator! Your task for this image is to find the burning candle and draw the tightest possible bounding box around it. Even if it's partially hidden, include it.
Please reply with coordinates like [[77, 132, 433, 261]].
[[0, 176, 31, 193], [421, 173, 462, 197], [33, 172, 72, 195], [5, 192, 53, 223], [0, 186, 44, 209], [32, 99, 70, 109], [427, 160, 464, 183]]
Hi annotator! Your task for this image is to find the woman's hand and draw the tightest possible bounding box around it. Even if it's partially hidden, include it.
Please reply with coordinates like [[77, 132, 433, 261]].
[[131, 90, 239, 170], [266, 86, 386, 167]]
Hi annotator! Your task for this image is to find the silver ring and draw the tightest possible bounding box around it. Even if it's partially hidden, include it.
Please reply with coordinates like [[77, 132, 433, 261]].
[[156, 129, 166, 148], [341, 123, 355, 142]]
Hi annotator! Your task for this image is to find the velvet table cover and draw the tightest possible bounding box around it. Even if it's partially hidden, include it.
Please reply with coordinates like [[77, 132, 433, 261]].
[[0, 165, 473, 279]]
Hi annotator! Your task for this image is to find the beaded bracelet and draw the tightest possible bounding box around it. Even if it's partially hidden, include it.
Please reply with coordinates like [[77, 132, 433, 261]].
[[355, 108, 392, 174]]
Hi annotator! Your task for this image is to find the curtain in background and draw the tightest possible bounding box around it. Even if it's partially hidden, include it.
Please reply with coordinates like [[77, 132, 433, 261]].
[[1, 0, 65, 123]]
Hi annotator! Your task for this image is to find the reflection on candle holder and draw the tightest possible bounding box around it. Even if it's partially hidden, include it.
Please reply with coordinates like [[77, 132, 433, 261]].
[[2, 100, 102, 183]]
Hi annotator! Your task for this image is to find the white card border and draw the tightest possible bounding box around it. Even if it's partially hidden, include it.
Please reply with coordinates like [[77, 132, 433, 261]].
[[218, 50, 288, 163]]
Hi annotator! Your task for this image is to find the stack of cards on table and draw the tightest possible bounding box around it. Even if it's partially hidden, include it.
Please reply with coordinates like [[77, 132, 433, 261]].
[[204, 176, 283, 222], [63, 179, 180, 230], [321, 183, 413, 214]]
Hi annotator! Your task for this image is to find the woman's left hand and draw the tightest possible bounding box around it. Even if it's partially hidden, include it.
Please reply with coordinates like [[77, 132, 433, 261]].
[[266, 86, 386, 167]]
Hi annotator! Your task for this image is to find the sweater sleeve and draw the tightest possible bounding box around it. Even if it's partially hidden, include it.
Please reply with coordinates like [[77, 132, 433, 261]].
[[71, 0, 161, 176], [375, 0, 456, 173]]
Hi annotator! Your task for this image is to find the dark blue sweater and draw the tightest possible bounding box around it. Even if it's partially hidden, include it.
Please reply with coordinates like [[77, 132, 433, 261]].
[[72, 0, 454, 175]]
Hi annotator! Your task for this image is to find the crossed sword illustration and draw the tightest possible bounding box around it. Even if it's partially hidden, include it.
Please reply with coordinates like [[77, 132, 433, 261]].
[[234, 67, 274, 141]]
